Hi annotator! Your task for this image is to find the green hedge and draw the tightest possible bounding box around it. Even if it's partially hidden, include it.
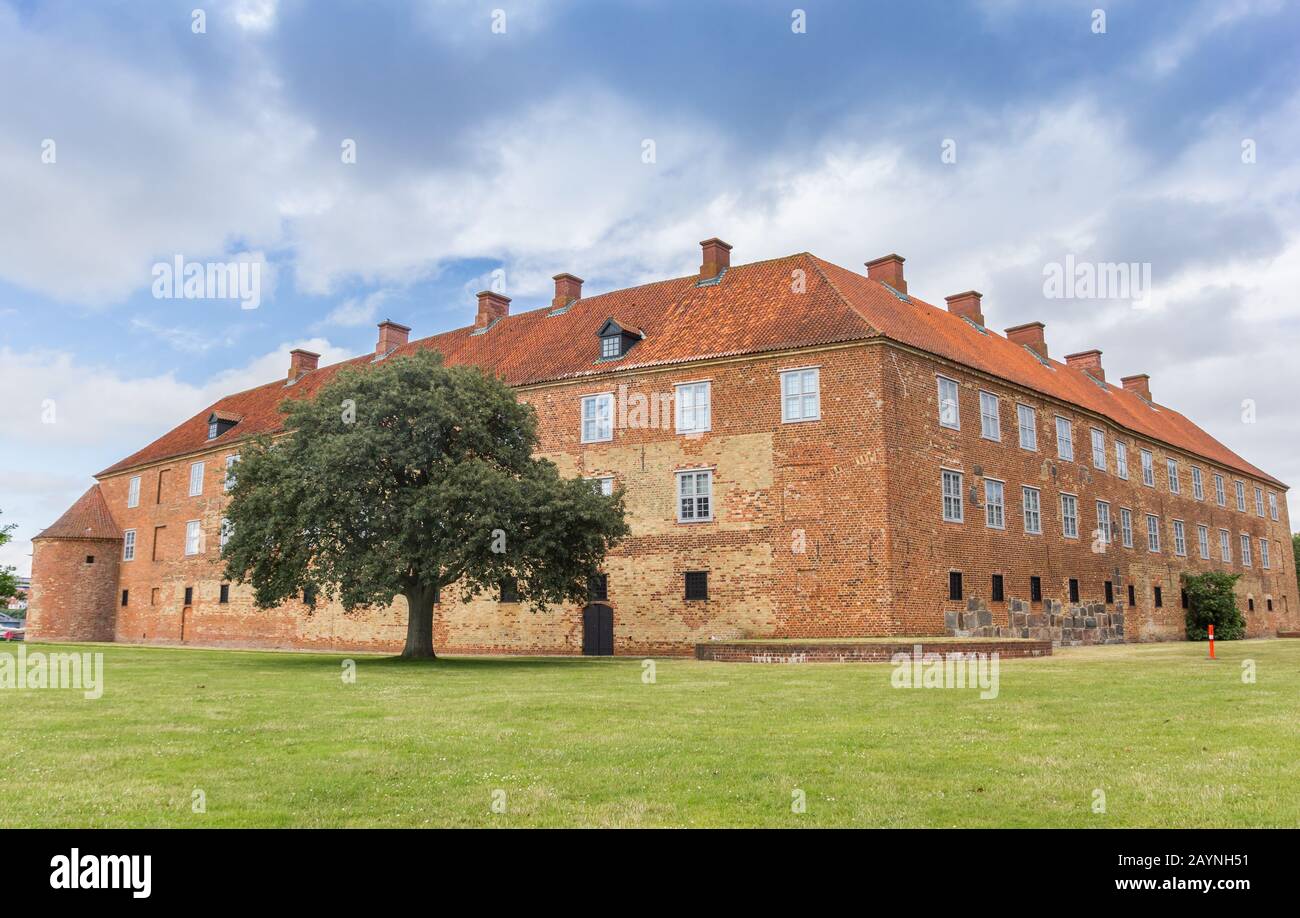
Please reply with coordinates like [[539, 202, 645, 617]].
[[1182, 571, 1246, 640]]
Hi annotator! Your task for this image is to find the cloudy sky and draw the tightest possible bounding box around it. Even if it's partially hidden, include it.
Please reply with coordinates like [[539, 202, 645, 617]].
[[3, 0, 1299, 576]]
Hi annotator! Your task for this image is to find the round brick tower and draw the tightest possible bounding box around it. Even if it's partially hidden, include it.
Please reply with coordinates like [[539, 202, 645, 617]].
[[28, 484, 122, 642]]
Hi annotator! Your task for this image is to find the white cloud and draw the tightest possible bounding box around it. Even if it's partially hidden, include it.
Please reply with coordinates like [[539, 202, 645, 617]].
[[319, 289, 392, 329]]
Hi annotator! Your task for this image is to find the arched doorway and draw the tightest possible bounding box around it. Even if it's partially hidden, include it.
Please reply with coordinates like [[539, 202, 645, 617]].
[[582, 603, 613, 656]]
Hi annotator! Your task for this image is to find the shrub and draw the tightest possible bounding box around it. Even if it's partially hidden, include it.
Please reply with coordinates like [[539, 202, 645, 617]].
[[1182, 571, 1246, 641]]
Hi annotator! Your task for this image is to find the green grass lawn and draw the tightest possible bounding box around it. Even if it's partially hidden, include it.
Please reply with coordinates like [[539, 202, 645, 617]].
[[3, 639, 1299, 827]]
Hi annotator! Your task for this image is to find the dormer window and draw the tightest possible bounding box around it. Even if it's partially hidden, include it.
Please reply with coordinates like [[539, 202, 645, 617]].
[[596, 318, 642, 361], [207, 411, 241, 440]]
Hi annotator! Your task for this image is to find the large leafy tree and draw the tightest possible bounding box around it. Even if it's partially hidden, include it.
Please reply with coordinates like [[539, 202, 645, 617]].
[[222, 350, 629, 659]]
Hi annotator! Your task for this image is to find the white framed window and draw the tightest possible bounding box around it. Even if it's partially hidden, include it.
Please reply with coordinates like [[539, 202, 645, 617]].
[[208, 418, 219, 440], [1120, 508, 1133, 548], [942, 469, 964, 523], [1254, 487, 1264, 517], [220, 517, 232, 548], [1240, 534, 1252, 567], [937, 376, 960, 430], [1214, 473, 1226, 506], [1219, 528, 1232, 562], [675, 381, 711, 434], [1115, 441, 1129, 479], [600, 335, 620, 359], [1191, 467, 1204, 501], [188, 461, 205, 497], [1146, 514, 1161, 553], [1017, 404, 1037, 451], [588, 476, 614, 497], [1234, 480, 1246, 512], [1055, 417, 1074, 461], [1268, 492, 1279, 521], [984, 479, 1005, 530], [781, 368, 820, 423], [1095, 500, 1111, 545], [1261, 538, 1271, 570], [1140, 449, 1154, 487], [127, 475, 141, 509], [1167, 459, 1180, 494], [1172, 519, 1186, 557], [979, 391, 1001, 441], [1022, 486, 1041, 534], [184, 519, 202, 556], [581, 393, 614, 443], [1090, 428, 1105, 470], [224, 453, 240, 492], [676, 469, 713, 522], [122, 529, 136, 562], [1197, 524, 1210, 560], [1060, 493, 1078, 539]]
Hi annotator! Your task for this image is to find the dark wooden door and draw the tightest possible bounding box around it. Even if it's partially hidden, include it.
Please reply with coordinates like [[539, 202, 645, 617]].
[[582, 603, 613, 656]]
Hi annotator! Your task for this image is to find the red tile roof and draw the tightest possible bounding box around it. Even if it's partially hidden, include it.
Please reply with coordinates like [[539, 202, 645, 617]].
[[34, 485, 122, 541], [95, 252, 1284, 488]]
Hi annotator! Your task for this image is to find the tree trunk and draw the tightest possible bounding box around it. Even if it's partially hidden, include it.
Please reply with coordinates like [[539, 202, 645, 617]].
[[402, 584, 438, 660]]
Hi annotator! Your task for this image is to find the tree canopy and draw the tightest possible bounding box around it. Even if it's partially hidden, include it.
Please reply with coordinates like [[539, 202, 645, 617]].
[[0, 510, 18, 602], [221, 349, 629, 658]]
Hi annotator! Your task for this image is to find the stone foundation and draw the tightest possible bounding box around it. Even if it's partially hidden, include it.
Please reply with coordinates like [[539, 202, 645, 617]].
[[944, 597, 1125, 646]]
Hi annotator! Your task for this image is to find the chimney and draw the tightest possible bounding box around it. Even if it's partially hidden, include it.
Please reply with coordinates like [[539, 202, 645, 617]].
[[376, 319, 410, 355], [287, 348, 320, 380], [699, 237, 732, 280], [475, 290, 511, 329], [865, 253, 906, 293], [1121, 374, 1152, 401], [1005, 322, 1048, 359], [552, 273, 583, 310], [944, 290, 984, 326], [1065, 349, 1105, 381]]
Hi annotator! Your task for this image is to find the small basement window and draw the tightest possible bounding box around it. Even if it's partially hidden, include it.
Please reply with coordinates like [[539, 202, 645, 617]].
[[184, 586, 194, 606], [1154, 586, 1163, 608], [991, 574, 1004, 602], [85, 555, 94, 564], [1030, 576, 1042, 603], [948, 571, 963, 602], [588, 574, 608, 602], [499, 577, 519, 603], [1068, 579, 1080, 604], [303, 585, 317, 607], [1128, 584, 1136, 606], [219, 584, 230, 604], [684, 571, 708, 601], [121, 589, 129, 607], [1104, 581, 1114, 605]]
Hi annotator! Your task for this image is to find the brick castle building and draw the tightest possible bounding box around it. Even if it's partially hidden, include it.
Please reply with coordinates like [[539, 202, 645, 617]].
[[28, 240, 1298, 654]]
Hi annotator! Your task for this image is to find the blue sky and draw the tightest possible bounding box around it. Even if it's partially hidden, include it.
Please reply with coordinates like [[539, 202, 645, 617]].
[[3, 0, 1300, 575]]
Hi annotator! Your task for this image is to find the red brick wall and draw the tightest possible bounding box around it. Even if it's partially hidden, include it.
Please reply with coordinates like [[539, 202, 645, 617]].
[[28, 538, 120, 642], [49, 337, 1297, 655], [880, 344, 1297, 640]]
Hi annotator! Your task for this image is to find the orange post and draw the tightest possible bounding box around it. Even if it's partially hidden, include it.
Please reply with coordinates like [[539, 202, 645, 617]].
[[1209, 624, 1216, 659]]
